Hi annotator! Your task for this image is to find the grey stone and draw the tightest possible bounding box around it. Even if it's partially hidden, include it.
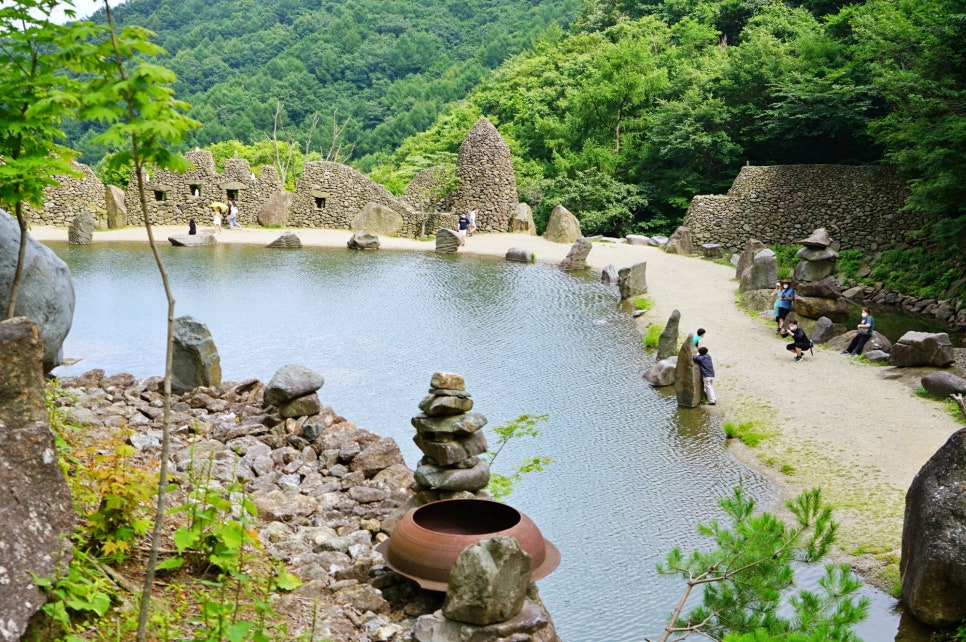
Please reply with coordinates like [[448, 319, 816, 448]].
[[350, 202, 404, 236], [264, 364, 325, 406], [105, 185, 127, 229], [664, 226, 694, 255], [793, 295, 850, 322], [888, 332, 955, 367], [700, 243, 723, 259], [431, 372, 466, 391], [863, 349, 890, 362], [256, 190, 293, 227], [0, 318, 75, 640], [171, 315, 222, 394], [169, 233, 217, 246], [618, 261, 648, 300], [279, 393, 323, 419], [543, 205, 582, 244], [795, 258, 836, 282], [347, 231, 380, 250], [643, 357, 677, 387], [436, 228, 461, 253], [414, 430, 489, 466], [798, 227, 832, 248], [901, 427, 966, 627], [649, 236, 668, 247], [921, 372, 966, 397], [68, 211, 95, 244], [626, 234, 651, 246], [0, 209, 75, 371], [796, 246, 839, 262], [442, 536, 532, 625], [411, 412, 488, 437], [674, 334, 702, 408], [414, 458, 490, 491], [558, 237, 592, 271], [350, 438, 406, 477], [809, 316, 847, 344], [735, 238, 767, 280], [413, 601, 550, 642], [419, 394, 474, 416], [797, 277, 843, 299], [267, 232, 302, 249], [657, 309, 681, 361], [508, 203, 536, 235], [505, 247, 535, 263], [601, 264, 620, 285], [740, 249, 777, 292]]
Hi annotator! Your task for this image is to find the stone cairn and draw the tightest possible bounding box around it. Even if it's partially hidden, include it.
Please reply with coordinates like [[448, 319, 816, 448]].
[[794, 227, 838, 282], [410, 372, 490, 504], [792, 228, 849, 323]]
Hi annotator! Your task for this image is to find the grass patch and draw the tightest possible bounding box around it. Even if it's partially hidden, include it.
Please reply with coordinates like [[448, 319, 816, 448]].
[[915, 387, 966, 424], [633, 295, 653, 311], [779, 463, 796, 475], [722, 420, 771, 447], [643, 324, 662, 349]]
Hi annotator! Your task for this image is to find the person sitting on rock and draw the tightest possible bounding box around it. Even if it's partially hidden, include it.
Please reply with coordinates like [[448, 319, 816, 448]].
[[841, 307, 875, 357], [782, 319, 811, 362]]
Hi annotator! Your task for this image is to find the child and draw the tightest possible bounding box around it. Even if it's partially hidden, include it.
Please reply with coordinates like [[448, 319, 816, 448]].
[[692, 346, 717, 405]]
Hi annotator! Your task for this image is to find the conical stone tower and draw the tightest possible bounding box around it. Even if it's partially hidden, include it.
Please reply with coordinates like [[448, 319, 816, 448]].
[[453, 117, 517, 233]]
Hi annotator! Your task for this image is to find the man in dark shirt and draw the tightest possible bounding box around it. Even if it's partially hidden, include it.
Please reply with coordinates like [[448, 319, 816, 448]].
[[692, 346, 717, 405], [782, 320, 811, 362]]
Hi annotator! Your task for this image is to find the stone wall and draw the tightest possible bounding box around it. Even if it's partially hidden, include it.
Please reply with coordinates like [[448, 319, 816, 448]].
[[451, 117, 517, 233], [291, 161, 423, 237], [23, 162, 107, 227], [123, 150, 282, 227], [683, 165, 920, 252]]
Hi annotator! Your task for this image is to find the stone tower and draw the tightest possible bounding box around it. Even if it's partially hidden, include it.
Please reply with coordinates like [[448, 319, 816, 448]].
[[453, 117, 518, 233]]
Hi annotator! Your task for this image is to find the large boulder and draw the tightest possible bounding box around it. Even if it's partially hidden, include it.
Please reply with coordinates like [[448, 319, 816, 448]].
[[888, 332, 955, 367], [600, 264, 619, 284], [347, 231, 380, 250], [700, 243, 723, 259], [921, 371, 966, 397], [739, 249, 777, 292], [0, 209, 75, 371], [618, 261, 648, 300], [674, 333, 702, 408], [105, 185, 127, 229], [810, 316, 847, 344], [796, 246, 839, 262], [0, 318, 75, 639], [543, 205, 581, 244], [793, 295, 850, 322], [656, 310, 681, 361], [442, 536, 532, 626], [264, 364, 325, 406], [256, 191, 293, 227], [509, 203, 537, 235], [735, 238, 767, 280], [267, 232, 302, 249], [171, 315, 222, 394], [505, 247, 535, 263], [350, 202, 404, 236], [435, 228, 461, 254], [797, 277, 843, 299], [643, 356, 677, 387], [901, 427, 966, 627], [68, 211, 95, 245], [663, 226, 694, 255], [558, 237, 592, 271], [827, 330, 892, 354], [794, 259, 836, 282]]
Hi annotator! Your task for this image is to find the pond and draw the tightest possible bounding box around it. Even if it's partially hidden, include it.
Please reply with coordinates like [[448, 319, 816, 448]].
[[49, 241, 903, 641]]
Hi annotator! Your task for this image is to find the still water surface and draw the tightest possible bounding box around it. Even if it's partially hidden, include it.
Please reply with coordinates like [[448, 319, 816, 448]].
[[49, 242, 900, 641]]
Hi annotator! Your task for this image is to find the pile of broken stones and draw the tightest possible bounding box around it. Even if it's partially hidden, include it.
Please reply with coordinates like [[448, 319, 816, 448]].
[[52, 365, 557, 641]]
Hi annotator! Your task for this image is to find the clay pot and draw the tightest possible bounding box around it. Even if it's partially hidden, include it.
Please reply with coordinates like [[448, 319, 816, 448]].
[[377, 498, 560, 591]]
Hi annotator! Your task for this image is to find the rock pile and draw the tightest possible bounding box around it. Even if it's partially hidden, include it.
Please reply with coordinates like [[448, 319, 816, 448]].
[[452, 117, 518, 233], [794, 228, 838, 282], [410, 372, 490, 503]]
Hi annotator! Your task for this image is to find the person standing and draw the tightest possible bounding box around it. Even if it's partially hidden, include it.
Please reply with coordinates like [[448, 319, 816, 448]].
[[772, 281, 783, 332], [227, 198, 238, 230], [782, 319, 811, 362], [692, 346, 717, 405], [842, 307, 875, 356], [776, 280, 795, 333], [188, 218, 197, 235], [467, 208, 478, 236], [212, 207, 222, 233], [458, 212, 470, 246]]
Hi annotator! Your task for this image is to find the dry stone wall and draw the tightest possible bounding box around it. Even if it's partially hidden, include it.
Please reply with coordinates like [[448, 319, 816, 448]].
[[23, 162, 107, 227], [123, 150, 282, 227], [683, 165, 919, 252], [451, 117, 517, 233], [291, 161, 423, 237]]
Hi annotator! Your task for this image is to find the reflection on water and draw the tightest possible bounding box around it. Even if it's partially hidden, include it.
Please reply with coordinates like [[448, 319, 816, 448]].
[[49, 242, 902, 641]]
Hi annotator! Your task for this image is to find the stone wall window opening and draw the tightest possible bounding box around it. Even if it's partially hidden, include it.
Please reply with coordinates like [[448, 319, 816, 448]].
[[226, 189, 238, 201], [315, 196, 326, 209], [153, 190, 167, 202], [189, 184, 201, 197]]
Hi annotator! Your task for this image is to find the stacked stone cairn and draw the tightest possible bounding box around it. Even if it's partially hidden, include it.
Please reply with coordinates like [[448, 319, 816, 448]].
[[792, 228, 850, 323], [411, 372, 491, 503]]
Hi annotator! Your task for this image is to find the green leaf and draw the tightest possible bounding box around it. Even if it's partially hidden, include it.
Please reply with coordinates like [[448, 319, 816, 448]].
[[155, 557, 184, 570]]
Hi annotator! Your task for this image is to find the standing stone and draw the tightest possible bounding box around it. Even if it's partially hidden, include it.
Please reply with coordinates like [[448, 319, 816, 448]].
[[68, 212, 95, 245], [674, 333, 702, 408], [509, 203, 537, 235], [558, 238, 592, 271], [171, 315, 222, 394], [657, 310, 681, 360], [350, 202, 404, 236], [0, 209, 75, 372], [543, 205, 582, 244], [452, 117, 517, 232], [618, 262, 648, 300], [901, 427, 966, 627], [435, 228, 461, 254], [601, 265, 619, 285], [264, 364, 325, 406], [443, 536, 532, 626], [256, 191, 293, 227], [347, 231, 380, 250], [735, 238, 767, 280], [105, 185, 127, 229], [0, 318, 75, 641], [740, 249, 777, 292], [664, 226, 694, 255]]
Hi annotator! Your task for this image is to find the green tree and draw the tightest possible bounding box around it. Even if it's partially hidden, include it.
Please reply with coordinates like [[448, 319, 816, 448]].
[[0, 0, 82, 317], [653, 487, 869, 642]]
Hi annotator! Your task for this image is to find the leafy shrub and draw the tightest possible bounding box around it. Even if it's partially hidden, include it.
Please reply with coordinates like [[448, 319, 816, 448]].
[[771, 245, 800, 280]]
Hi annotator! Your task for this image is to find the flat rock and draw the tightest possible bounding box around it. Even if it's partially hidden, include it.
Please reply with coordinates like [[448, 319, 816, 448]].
[[169, 233, 217, 246]]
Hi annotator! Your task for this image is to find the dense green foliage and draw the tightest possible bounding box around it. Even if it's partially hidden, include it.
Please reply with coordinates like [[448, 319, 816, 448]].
[[62, 0, 582, 169]]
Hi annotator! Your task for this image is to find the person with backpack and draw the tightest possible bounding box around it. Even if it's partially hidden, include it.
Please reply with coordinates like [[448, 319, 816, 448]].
[[782, 319, 811, 362], [692, 345, 716, 405], [841, 307, 875, 356]]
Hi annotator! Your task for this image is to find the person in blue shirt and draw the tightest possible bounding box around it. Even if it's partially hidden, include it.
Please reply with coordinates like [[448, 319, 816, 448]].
[[458, 213, 470, 246], [776, 280, 795, 333], [692, 346, 716, 405], [693, 328, 706, 348], [842, 307, 875, 356]]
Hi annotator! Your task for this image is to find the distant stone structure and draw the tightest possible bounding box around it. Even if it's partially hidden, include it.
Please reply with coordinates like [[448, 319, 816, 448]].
[[451, 117, 518, 233], [23, 161, 106, 227], [684, 165, 919, 252]]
